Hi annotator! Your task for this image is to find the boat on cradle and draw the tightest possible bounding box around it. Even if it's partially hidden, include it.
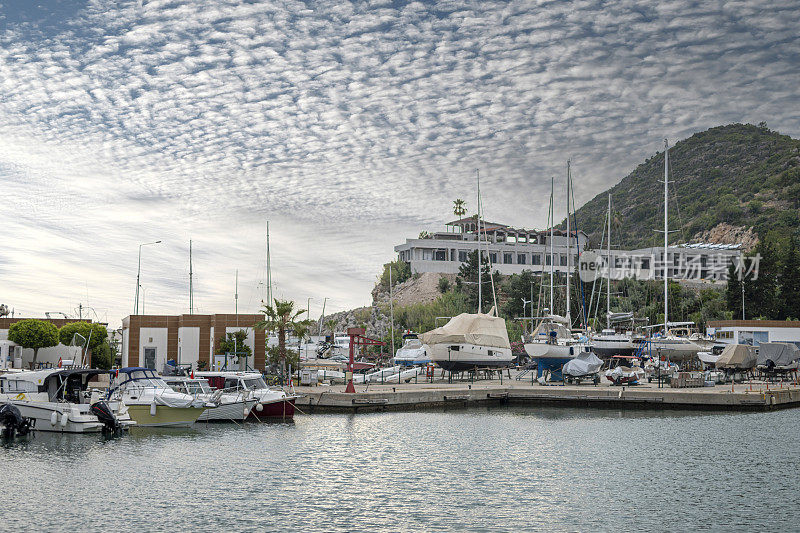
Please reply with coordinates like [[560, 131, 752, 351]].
[[757, 343, 800, 375], [109, 368, 210, 428], [421, 308, 513, 372], [196, 371, 297, 419], [590, 329, 637, 358], [163, 376, 258, 422], [525, 315, 591, 381], [393, 332, 431, 366], [0, 369, 134, 433], [562, 351, 603, 384], [604, 355, 646, 385]]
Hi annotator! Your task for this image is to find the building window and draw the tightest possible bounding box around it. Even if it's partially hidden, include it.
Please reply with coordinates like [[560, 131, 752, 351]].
[[642, 258, 650, 269], [532, 254, 541, 265], [546, 255, 551, 266], [434, 250, 447, 261], [503, 253, 513, 264], [458, 250, 468, 262], [517, 254, 526, 265], [422, 249, 432, 261], [560, 255, 567, 266], [489, 252, 498, 264], [507, 236, 517, 244]]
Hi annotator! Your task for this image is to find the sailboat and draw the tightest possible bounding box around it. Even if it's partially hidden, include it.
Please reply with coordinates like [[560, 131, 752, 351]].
[[646, 140, 702, 362], [424, 170, 513, 372], [525, 163, 590, 379]]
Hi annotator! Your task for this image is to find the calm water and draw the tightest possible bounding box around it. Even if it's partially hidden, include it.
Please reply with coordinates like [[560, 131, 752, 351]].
[[2, 406, 798, 532]]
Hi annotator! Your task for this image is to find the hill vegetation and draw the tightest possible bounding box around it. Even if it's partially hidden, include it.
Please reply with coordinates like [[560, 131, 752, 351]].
[[570, 123, 800, 250]]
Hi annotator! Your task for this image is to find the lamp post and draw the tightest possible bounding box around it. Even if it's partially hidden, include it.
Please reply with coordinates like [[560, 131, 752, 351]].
[[135, 240, 162, 315]]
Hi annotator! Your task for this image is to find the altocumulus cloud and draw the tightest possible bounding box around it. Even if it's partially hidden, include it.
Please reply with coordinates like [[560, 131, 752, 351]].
[[0, 0, 798, 324]]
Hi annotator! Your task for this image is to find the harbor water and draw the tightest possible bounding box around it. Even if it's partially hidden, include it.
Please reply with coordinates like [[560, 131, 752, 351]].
[[2, 406, 798, 532]]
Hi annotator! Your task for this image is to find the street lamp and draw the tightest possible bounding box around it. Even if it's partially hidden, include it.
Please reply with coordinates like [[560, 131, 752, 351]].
[[141, 286, 147, 315], [135, 241, 161, 315]]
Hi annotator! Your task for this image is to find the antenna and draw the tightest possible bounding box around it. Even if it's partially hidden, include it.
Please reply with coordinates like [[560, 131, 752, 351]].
[[235, 269, 239, 321], [476, 169, 482, 314], [266, 222, 273, 307], [189, 240, 194, 315]]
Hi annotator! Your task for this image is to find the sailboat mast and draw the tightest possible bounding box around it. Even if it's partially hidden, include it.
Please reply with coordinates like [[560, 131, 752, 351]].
[[664, 139, 669, 333], [549, 176, 554, 312], [565, 160, 571, 326], [266, 221, 272, 306], [476, 169, 482, 314], [189, 240, 194, 315], [607, 194, 611, 328]]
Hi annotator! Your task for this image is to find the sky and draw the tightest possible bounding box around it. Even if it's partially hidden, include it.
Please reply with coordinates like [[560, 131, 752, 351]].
[[1, 0, 798, 327]]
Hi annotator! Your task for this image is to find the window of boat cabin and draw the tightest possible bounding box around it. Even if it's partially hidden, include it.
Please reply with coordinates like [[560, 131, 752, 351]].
[[4, 379, 38, 393], [243, 377, 266, 390], [449, 346, 460, 351], [224, 378, 240, 390]]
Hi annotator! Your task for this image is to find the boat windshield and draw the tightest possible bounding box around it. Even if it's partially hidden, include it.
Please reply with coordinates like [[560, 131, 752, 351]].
[[242, 377, 266, 390], [121, 370, 168, 389], [186, 381, 211, 394]]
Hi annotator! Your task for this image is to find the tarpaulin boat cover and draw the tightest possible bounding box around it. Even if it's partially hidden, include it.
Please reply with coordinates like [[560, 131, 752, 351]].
[[715, 344, 757, 369], [562, 351, 603, 377], [757, 343, 800, 368], [420, 312, 511, 349]]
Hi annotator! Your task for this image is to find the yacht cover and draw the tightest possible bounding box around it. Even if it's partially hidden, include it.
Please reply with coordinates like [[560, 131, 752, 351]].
[[420, 312, 511, 349], [757, 343, 800, 368], [563, 352, 603, 377], [697, 352, 721, 365], [715, 344, 757, 369]]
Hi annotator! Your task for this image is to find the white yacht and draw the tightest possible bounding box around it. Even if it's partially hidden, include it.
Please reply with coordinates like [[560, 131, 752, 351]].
[[393, 333, 430, 366], [590, 329, 637, 358], [108, 368, 210, 428], [163, 376, 258, 422], [195, 371, 297, 419], [421, 309, 513, 372], [524, 314, 589, 359], [0, 369, 134, 433]]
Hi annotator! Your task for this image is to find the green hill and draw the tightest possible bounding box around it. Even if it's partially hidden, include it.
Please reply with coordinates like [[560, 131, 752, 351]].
[[570, 123, 800, 250]]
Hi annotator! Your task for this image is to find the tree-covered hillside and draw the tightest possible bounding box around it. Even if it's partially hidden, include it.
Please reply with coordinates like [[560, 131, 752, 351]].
[[570, 123, 800, 249]]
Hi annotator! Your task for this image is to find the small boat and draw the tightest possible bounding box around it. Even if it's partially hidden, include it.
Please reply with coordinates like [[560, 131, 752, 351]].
[[756, 343, 800, 374], [109, 368, 209, 428], [162, 376, 258, 422], [604, 356, 645, 385], [0, 369, 134, 433], [196, 371, 297, 420], [590, 329, 637, 358], [562, 351, 603, 384], [393, 333, 430, 366]]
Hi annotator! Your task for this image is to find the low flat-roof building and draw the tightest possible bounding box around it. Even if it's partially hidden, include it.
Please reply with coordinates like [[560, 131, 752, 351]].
[[597, 243, 742, 283], [707, 320, 800, 348], [1, 317, 93, 369], [121, 314, 266, 372]]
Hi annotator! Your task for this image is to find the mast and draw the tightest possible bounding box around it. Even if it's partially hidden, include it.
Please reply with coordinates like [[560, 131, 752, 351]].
[[266, 221, 273, 307], [476, 169, 482, 314], [663, 139, 669, 333], [606, 194, 611, 328], [565, 160, 571, 326], [189, 240, 194, 315], [389, 264, 395, 358], [549, 176, 554, 312]]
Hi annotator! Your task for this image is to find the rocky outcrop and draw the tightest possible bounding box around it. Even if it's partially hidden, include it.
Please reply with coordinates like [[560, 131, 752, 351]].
[[692, 223, 759, 252], [372, 272, 456, 308]]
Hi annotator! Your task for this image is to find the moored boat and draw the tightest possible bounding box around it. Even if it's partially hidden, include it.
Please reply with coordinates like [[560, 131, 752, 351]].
[[163, 376, 258, 422], [196, 371, 297, 420]]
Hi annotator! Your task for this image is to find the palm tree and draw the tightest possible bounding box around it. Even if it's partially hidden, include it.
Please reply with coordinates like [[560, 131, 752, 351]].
[[256, 299, 311, 378], [453, 198, 467, 218], [325, 319, 337, 344]]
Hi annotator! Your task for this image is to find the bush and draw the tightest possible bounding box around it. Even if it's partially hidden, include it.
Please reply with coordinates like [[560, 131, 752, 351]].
[[438, 276, 451, 293]]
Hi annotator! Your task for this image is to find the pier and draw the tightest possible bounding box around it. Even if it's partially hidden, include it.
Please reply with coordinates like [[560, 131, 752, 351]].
[[295, 379, 800, 413]]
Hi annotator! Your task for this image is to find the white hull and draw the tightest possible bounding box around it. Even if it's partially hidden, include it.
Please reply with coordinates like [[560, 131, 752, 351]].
[[197, 399, 258, 421], [648, 338, 703, 361], [2, 400, 133, 433], [429, 343, 513, 372], [524, 342, 587, 358]]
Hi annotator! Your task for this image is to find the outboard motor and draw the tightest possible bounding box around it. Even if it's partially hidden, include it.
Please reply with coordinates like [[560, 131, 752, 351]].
[[90, 401, 121, 434], [0, 403, 33, 437]]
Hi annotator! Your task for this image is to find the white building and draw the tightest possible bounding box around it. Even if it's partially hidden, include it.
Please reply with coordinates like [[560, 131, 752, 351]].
[[395, 217, 588, 276], [707, 320, 800, 348], [598, 243, 742, 283], [0, 317, 91, 369]]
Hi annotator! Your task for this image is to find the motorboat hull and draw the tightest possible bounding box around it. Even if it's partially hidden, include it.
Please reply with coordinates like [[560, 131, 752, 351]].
[[524, 342, 587, 359], [248, 397, 296, 420], [198, 399, 258, 422], [429, 343, 513, 372], [648, 338, 703, 361], [126, 404, 206, 428], [4, 400, 134, 433]]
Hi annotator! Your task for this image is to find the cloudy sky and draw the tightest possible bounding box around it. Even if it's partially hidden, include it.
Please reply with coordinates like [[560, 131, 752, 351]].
[[1, 0, 798, 326]]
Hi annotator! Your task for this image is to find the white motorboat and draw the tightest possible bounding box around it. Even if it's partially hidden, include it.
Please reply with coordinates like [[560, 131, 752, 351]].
[[604, 356, 646, 385], [108, 368, 209, 428], [393, 333, 430, 366], [163, 376, 258, 422], [0, 369, 134, 433], [421, 309, 513, 372], [196, 371, 297, 419], [590, 329, 637, 358]]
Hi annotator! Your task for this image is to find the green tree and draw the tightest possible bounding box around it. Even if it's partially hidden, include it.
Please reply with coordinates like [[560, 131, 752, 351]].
[[256, 299, 311, 377], [59, 322, 108, 365], [779, 235, 800, 319], [8, 319, 59, 368], [218, 330, 253, 363], [726, 261, 743, 318], [92, 339, 114, 370], [453, 198, 467, 218], [747, 234, 781, 318], [456, 249, 492, 313], [500, 270, 539, 319], [438, 276, 451, 293], [378, 259, 411, 290]]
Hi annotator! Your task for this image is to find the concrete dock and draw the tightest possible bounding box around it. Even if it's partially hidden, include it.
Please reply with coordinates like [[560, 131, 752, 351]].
[[294, 377, 800, 413]]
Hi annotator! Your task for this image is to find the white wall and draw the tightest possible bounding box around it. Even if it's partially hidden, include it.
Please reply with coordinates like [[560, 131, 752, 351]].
[[122, 327, 130, 367], [140, 327, 168, 370], [178, 327, 200, 369]]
